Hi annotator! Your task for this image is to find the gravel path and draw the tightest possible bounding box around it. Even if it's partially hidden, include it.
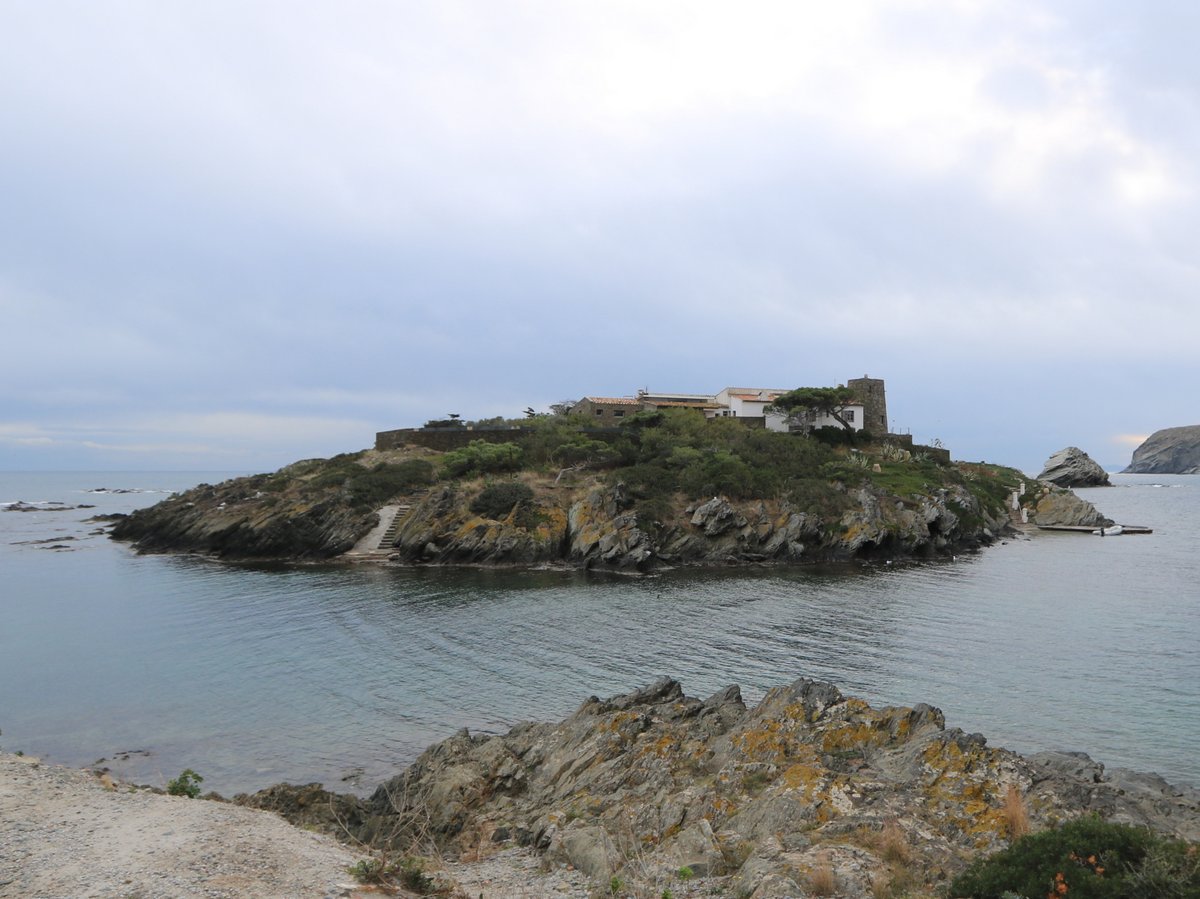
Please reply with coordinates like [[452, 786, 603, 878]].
[[0, 753, 617, 899], [0, 753, 367, 899]]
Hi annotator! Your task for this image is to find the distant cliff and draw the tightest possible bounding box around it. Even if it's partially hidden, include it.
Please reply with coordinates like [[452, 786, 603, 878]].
[[1123, 425, 1200, 474]]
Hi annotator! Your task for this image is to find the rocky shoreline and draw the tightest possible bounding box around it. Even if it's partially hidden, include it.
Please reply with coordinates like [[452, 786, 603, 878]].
[[108, 447, 1046, 569]]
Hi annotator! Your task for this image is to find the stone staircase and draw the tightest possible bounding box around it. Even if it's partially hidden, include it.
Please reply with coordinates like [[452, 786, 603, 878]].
[[374, 503, 411, 551], [345, 500, 418, 558]]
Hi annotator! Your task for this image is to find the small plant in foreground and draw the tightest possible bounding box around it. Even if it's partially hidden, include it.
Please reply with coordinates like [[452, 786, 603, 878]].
[[1003, 784, 1030, 840], [348, 855, 433, 892], [808, 858, 837, 896], [677, 865, 694, 880], [166, 768, 203, 798], [951, 815, 1200, 898], [879, 819, 910, 865]]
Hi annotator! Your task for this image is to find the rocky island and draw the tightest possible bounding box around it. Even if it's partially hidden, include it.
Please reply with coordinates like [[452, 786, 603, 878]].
[[1124, 424, 1200, 474], [110, 410, 1041, 568]]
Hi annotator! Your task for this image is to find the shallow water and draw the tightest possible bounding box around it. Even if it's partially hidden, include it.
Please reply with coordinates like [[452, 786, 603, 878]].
[[1, 471, 1196, 795]]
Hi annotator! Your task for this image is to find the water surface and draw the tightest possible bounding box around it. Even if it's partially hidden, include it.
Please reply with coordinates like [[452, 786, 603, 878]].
[[1, 472, 1195, 795]]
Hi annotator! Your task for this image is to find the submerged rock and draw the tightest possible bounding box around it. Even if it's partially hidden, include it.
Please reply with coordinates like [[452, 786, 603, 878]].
[[1038, 446, 1111, 487], [1124, 424, 1200, 474]]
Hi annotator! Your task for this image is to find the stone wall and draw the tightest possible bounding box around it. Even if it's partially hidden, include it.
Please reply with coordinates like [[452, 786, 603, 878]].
[[847, 376, 888, 434], [376, 426, 626, 452], [375, 427, 531, 452]]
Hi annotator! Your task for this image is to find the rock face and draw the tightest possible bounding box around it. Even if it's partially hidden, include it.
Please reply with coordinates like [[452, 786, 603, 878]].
[[1037, 447, 1110, 487], [242, 679, 1200, 899], [385, 480, 1009, 569], [1028, 488, 1113, 528], [110, 475, 377, 559], [1124, 425, 1200, 474]]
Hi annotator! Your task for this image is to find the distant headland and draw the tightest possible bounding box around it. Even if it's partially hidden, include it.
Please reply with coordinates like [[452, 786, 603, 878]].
[[1124, 424, 1200, 474]]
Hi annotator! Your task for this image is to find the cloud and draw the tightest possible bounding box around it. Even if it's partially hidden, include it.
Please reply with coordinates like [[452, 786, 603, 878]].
[[1110, 433, 1150, 449]]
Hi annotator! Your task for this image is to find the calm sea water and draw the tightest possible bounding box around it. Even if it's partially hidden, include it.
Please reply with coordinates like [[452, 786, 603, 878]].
[[1, 471, 1196, 796]]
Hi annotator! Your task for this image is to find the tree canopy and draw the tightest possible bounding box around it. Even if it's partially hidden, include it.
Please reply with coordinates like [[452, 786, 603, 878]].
[[769, 386, 859, 431]]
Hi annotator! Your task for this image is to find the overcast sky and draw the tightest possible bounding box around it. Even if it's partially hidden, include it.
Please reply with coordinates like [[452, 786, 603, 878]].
[[3, 1, 1197, 474]]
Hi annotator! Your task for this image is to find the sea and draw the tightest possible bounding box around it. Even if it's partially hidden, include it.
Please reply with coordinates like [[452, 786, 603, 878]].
[[1, 471, 1196, 797]]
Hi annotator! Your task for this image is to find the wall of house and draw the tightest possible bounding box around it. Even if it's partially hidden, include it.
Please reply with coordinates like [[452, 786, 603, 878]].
[[809, 403, 865, 431], [570, 398, 642, 425]]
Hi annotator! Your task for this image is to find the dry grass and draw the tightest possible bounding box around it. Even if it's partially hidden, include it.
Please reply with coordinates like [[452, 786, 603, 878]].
[[808, 857, 838, 896], [1002, 784, 1030, 839], [879, 819, 910, 865]]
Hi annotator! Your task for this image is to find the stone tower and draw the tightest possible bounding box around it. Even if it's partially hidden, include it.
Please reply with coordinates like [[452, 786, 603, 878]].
[[847, 375, 888, 435]]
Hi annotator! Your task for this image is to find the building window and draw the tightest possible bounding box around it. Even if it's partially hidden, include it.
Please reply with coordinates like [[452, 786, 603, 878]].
[[595, 409, 603, 415], [614, 410, 624, 417], [844, 410, 855, 422]]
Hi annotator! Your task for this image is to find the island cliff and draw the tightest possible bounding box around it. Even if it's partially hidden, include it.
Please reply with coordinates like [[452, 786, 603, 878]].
[[112, 409, 1034, 567]]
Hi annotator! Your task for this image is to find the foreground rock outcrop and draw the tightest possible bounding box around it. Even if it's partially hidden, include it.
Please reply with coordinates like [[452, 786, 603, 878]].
[[1037, 446, 1110, 487], [242, 679, 1200, 899], [1124, 424, 1200, 474]]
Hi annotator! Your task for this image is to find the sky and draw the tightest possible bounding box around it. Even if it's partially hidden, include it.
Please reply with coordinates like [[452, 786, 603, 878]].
[[2, 1, 1198, 475]]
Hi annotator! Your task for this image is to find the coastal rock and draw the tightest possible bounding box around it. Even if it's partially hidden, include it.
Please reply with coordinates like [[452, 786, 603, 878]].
[[296, 679, 1200, 899], [110, 482, 375, 560], [1037, 446, 1111, 487], [1029, 490, 1113, 528], [1124, 424, 1200, 474]]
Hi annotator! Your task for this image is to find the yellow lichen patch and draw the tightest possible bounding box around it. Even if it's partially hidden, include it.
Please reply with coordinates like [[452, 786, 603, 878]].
[[819, 720, 887, 754], [641, 732, 678, 759], [781, 762, 825, 798], [734, 719, 788, 761], [601, 710, 641, 733]]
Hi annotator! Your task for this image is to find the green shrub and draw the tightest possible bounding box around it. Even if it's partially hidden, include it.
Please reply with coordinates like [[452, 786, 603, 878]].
[[345, 460, 434, 508], [441, 441, 523, 478], [166, 768, 204, 798], [470, 481, 534, 520], [347, 855, 432, 891], [950, 816, 1199, 899]]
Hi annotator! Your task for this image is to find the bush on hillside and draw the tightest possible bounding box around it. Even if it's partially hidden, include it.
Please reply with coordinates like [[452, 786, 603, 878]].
[[441, 441, 523, 478], [470, 481, 534, 520], [346, 460, 435, 509]]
